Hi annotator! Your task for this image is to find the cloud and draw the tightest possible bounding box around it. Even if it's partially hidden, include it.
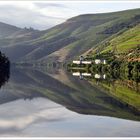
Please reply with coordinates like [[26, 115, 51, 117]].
[[0, 3, 66, 30], [0, 2, 78, 30], [34, 2, 68, 9], [0, 98, 78, 136], [0, 1, 139, 30]]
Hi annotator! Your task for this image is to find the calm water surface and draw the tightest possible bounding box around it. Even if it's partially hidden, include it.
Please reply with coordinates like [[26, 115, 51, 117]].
[[0, 65, 140, 137]]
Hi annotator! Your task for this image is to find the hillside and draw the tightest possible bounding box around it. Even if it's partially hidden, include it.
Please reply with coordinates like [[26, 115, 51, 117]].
[[0, 8, 140, 63], [88, 23, 140, 62], [0, 22, 20, 38], [0, 22, 43, 48]]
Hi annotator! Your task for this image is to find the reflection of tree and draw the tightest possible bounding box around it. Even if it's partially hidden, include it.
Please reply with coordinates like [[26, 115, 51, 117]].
[[0, 52, 10, 88]]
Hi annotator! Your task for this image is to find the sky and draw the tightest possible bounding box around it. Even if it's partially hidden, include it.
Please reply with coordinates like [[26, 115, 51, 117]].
[[0, 1, 140, 30]]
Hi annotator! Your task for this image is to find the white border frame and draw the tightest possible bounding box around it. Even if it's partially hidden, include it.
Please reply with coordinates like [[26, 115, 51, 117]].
[[0, 0, 140, 139]]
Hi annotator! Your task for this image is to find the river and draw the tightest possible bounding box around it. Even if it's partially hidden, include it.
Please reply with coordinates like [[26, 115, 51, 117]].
[[0, 65, 139, 137]]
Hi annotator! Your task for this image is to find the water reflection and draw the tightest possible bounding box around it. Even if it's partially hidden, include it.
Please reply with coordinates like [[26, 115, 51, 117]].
[[69, 68, 140, 114], [0, 66, 139, 120], [72, 72, 92, 80], [72, 72, 106, 80], [69, 68, 140, 93], [0, 66, 140, 136]]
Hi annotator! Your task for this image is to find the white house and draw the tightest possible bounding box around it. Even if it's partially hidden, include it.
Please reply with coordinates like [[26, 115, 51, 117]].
[[73, 61, 81, 64], [72, 58, 106, 65], [95, 59, 101, 64], [72, 60, 92, 64], [95, 59, 106, 64]]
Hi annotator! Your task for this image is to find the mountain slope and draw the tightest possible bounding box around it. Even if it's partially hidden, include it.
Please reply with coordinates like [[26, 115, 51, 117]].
[[87, 23, 140, 62], [0, 22, 21, 38], [0, 21, 44, 48], [103, 24, 140, 53], [0, 8, 140, 63]]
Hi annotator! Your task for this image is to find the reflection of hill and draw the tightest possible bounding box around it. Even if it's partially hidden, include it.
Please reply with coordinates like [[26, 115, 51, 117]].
[[0, 66, 140, 121], [68, 68, 140, 110]]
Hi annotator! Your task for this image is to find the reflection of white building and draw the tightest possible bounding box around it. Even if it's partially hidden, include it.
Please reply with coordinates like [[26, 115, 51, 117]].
[[72, 72, 91, 77], [94, 74, 106, 79], [103, 74, 106, 79], [94, 74, 101, 79], [72, 72, 91, 80]]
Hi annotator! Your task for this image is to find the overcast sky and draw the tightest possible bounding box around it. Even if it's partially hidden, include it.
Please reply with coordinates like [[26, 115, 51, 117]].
[[0, 1, 140, 30]]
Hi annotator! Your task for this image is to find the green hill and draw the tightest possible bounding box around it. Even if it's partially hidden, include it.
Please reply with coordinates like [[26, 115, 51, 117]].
[[102, 24, 140, 53], [88, 23, 140, 62], [0, 8, 140, 63]]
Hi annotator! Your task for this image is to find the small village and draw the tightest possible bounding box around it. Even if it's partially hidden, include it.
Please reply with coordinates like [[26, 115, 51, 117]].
[[72, 56, 106, 65]]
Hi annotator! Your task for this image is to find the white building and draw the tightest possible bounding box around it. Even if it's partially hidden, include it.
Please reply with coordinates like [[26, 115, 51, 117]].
[[95, 59, 106, 64], [95, 59, 101, 64], [72, 61, 92, 64], [72, 58, 106, 65]]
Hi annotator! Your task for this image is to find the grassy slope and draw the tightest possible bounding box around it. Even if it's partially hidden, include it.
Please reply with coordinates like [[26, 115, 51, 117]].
[[1, 8, 140, 63], [101, 24, 140, 53], [88, 23, 140, 62]]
